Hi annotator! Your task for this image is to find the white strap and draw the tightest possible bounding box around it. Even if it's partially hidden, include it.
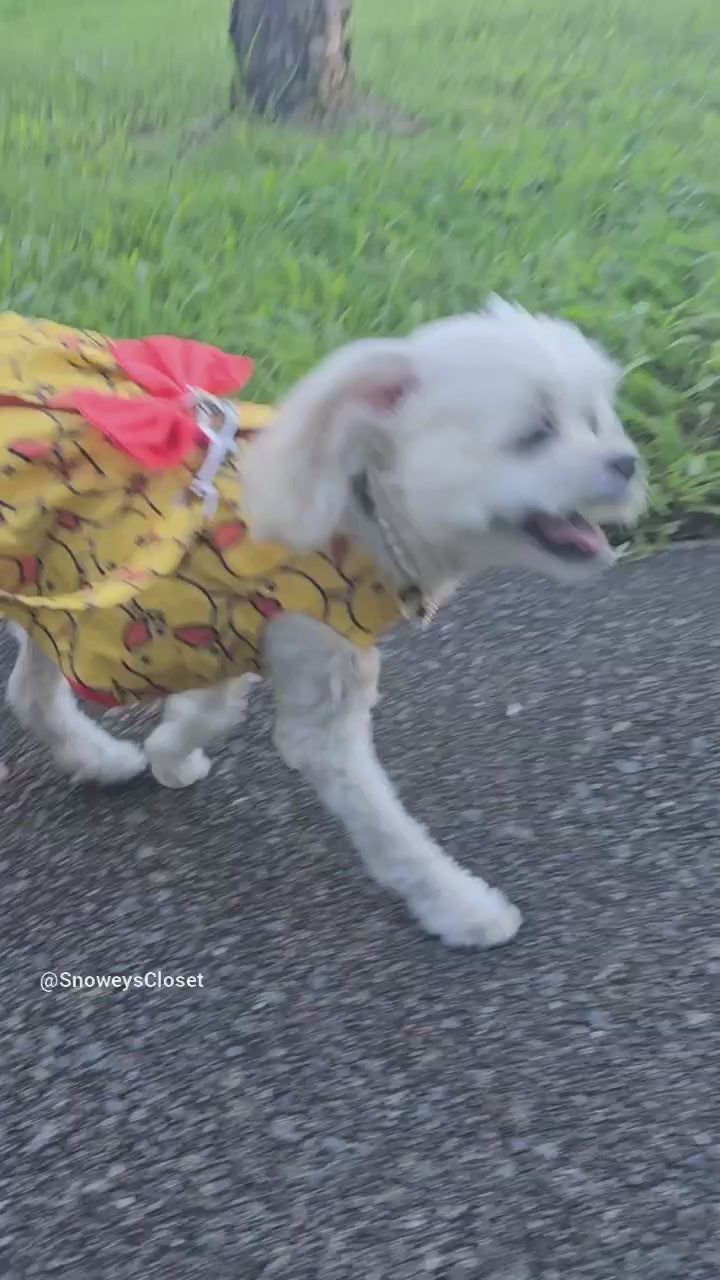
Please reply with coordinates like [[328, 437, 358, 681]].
[[187, 390, 240, 516]]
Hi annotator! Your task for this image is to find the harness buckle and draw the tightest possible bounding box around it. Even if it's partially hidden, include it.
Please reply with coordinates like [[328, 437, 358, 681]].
[[187, 389, 240, 516]]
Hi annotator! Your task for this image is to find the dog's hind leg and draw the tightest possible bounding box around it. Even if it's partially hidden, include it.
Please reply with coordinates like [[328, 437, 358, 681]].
[[6, 630, 146, 784], [265, 614, 522, 949], [145, 675, 258, 789]]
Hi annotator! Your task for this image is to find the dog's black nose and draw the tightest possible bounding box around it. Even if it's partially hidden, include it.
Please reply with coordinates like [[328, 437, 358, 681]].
[[607, 454, 637, 480]]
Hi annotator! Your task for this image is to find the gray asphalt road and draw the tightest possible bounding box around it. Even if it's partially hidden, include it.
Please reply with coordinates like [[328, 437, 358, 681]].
[[2, 548, 719, 1279]]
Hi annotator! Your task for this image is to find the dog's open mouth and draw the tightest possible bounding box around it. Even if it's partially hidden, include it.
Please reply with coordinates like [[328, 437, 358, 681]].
[[521, 512, 609, 560]]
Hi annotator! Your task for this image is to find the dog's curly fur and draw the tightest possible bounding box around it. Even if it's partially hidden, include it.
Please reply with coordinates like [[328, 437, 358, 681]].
[[6, 300, 645, 947]]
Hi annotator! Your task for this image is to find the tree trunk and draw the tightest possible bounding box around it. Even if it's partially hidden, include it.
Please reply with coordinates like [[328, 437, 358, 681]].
[[229, 0, 353, 121]]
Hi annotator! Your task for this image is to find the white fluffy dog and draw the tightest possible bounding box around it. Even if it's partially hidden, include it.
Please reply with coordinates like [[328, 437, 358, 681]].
[[7, 300, 644, 947]]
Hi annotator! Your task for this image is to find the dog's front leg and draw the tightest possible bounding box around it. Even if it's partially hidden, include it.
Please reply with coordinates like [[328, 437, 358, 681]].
[[264, 615, 521, 948]]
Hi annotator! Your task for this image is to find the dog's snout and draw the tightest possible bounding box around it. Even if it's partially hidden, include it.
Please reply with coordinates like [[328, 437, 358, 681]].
[[607, 454, 637, 481]]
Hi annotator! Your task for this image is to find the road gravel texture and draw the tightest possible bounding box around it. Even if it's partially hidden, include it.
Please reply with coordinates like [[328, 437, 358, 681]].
[[2, 548, 718, 1279]]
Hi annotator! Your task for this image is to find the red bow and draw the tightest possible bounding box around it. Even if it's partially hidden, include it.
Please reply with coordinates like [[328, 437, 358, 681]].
[[53, 335, 255, 470]]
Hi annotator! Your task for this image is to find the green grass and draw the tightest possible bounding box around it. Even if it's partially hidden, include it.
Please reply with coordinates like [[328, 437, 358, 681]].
[[2, 0, 720, 540]]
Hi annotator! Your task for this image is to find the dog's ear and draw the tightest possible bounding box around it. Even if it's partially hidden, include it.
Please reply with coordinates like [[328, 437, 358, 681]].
[[240, 339, 417, 550]]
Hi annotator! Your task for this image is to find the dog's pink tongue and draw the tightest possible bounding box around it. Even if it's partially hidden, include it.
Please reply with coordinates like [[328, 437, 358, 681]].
[[535, 514, 605, 552]]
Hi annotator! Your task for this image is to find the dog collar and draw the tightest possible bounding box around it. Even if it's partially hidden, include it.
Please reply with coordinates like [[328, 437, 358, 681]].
[[351, 471, 440, 624]]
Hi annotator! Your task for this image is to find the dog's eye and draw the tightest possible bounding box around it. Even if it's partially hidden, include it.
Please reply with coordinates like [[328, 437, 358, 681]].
[[515, 415, 555, 452]]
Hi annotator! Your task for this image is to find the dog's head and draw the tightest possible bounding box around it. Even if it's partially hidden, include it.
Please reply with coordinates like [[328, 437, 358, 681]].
[[241, 299, 645, 585]]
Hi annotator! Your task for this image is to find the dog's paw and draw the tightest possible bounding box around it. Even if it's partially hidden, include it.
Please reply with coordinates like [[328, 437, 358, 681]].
[[150, 748, 212, 790], [413, 879, 522, 949], [57, 734, 146, 786]]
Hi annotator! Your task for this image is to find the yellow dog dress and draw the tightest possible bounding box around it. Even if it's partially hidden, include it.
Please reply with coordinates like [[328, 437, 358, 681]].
[[0, 314, 402, 706]]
